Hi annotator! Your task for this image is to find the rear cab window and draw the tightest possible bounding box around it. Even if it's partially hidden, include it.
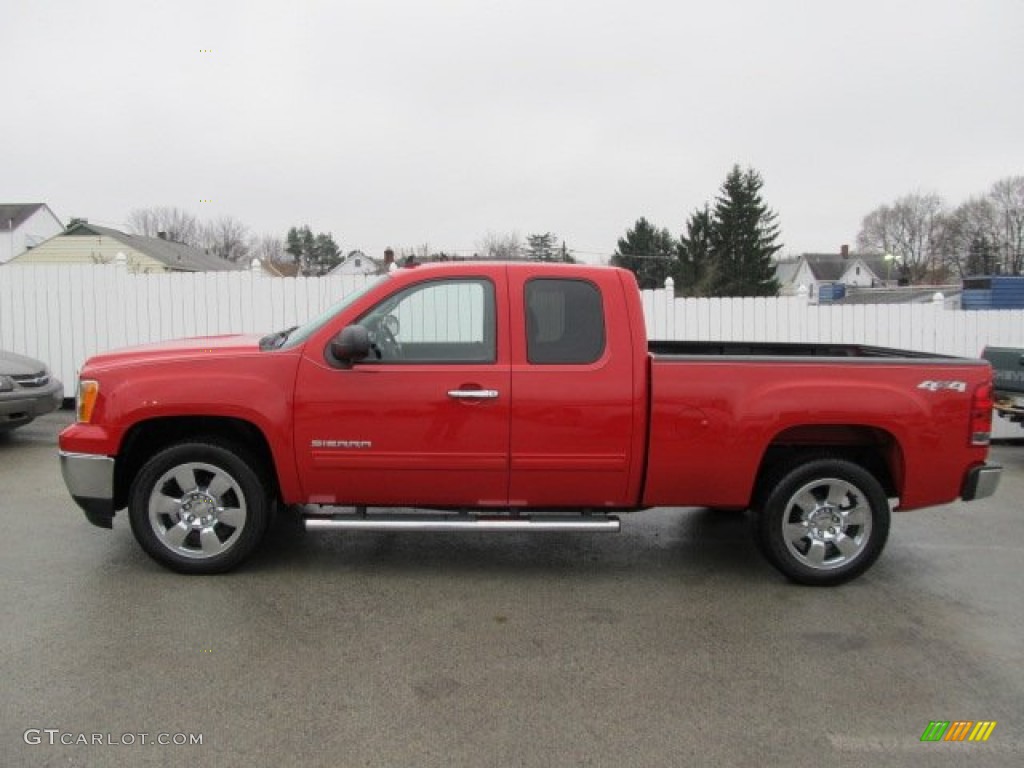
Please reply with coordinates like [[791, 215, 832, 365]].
[[525, 278, 606, 364]]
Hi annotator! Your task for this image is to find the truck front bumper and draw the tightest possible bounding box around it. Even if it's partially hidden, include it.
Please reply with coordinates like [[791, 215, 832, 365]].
[[59, 451, 116, 528], [961, 463, 1002, 502]]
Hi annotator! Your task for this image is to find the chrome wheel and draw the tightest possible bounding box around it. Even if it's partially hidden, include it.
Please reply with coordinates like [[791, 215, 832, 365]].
[[780, 477, 872, 571], [148, 462, 248, 559], [756, 458, 890, 586], [129, 440, 270, 573]]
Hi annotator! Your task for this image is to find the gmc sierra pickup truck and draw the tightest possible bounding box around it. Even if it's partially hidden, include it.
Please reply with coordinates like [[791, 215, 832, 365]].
[[60, 263, 1001, 584]]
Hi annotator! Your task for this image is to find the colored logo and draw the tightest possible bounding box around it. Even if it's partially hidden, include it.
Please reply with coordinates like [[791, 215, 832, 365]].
[[921, 721, 997, 742]]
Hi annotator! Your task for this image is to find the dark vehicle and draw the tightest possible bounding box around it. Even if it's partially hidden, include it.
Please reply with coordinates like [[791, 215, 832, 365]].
[[982, 346, 1024, 422], [0, 349, 63, 432]]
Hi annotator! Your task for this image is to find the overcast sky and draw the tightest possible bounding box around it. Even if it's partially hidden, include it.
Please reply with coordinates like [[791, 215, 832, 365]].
[[3, 0, 1022, 262]]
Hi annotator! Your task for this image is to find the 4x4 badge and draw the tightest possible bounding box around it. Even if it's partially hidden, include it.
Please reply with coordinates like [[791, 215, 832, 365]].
[[917, 380, 967, 393]]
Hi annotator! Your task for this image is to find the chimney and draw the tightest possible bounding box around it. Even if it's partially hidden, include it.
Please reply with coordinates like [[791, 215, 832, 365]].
[[157, 231, 168, 240], [840, 244, 849, 259]]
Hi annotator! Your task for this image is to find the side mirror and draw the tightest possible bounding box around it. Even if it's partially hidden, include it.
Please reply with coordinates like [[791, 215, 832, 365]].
[[330, 325, 371, 366]]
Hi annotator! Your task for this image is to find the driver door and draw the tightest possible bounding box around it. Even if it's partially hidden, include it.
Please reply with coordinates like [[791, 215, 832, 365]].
[[293, 275, 511, 507]]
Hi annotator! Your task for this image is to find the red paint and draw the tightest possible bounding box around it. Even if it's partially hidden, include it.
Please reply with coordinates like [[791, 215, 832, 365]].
[[60, 262, 995, 514]]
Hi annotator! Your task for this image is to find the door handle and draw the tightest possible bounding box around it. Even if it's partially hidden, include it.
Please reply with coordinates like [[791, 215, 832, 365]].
[[447, 389, 499, 399]]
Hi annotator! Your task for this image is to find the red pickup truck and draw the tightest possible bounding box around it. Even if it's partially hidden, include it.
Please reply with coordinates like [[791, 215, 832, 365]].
[[59, 263, 1001, 584]]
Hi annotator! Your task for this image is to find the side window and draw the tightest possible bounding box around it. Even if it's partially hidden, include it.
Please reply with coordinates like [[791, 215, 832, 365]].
[[357, 279, 495, 363], [525, 279, 606, 365]]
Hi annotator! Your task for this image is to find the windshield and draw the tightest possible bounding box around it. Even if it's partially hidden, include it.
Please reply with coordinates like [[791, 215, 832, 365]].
[[274, 275, 388, 350]]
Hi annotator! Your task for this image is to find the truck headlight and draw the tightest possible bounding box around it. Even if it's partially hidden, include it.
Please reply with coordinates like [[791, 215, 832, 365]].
[[77, 380, 100, 423], [0, 375, 13, 392]]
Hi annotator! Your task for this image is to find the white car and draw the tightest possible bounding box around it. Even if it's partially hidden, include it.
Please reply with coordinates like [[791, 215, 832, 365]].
[[0, 349, 63, 432]]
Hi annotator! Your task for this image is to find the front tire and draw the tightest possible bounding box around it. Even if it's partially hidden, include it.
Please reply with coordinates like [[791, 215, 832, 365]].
[[128, 440, 270, 574], [755, 458, 890, 586]]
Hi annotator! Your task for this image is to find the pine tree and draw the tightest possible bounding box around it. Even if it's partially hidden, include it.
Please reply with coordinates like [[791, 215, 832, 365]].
[[611, 217, 676, 290], [526, 232, 558, 261], [677, 205, 716, 296], [286, 225, 342, 276], [708, 166, 782, 296]]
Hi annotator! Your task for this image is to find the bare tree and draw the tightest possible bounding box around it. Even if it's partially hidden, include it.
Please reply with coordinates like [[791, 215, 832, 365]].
[[476, 231, 524, 261], [126, 207, 202, 246], [934, 198, 1000, 279], [248, 234, 287, 264], [989, 176, 1024, 275], [201, 216, 250, 263], [856, 193, 945, 282], [396, 243, 433, 264], [932, 177, 1024, 278]]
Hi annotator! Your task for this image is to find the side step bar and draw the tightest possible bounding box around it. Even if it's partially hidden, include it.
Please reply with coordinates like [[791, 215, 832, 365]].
[[304, 514, 620, 533]]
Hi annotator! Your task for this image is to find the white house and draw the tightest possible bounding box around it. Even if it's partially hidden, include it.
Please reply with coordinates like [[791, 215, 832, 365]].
[[8, 220, 244, 272], [0, 203, 64, 265], [776, 247, 888, 300], [329, 250, 383, 276]]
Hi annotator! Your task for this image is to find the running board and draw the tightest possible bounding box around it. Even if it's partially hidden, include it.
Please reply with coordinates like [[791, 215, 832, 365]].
[[303, 514, 620, 533]]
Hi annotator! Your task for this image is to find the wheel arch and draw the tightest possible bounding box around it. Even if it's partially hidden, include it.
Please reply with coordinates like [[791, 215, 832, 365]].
[[114, 416, 280, 510], [752, 424, 903, 507]]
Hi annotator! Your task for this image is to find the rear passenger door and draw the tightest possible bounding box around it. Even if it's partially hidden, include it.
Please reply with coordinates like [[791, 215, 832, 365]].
[[508, 273, 637, 507]]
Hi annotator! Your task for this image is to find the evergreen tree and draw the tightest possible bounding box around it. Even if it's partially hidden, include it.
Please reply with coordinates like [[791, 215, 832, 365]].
[[677, 205, 716, 296], [286, 225, 342, 276], [611, 217, 676, 290], [527, 232, 576, 262], [708, 166, 782, 296], [526, 232, 556, 261]]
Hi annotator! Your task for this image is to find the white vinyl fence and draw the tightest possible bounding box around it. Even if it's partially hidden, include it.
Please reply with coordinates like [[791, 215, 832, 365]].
[[639, 287, 1024, 359], [0, 262, 375, 394], [2, 263, 1023, 435]]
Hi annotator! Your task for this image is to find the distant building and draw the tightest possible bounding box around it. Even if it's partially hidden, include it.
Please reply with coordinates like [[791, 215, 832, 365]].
[[259, 259, 301, 278], [328, 250, 383, 276], [962, 276, 1024, 309], [831, 286, 960, 307], [0, 204, 64, 265], [8, 220, 244, 272], [776, 245, 888, 301]]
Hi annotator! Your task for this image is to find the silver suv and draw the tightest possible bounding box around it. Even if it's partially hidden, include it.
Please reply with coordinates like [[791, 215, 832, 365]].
[[0, 350, 63, 432]]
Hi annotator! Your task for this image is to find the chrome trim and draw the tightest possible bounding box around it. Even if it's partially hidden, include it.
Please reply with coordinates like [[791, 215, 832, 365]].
[[12, 373, 50, 388], [145, 461, 247, 560], [447, 389, 500, 399], [778, 476, 873, 572], [963, 465, 1001, 501], [305, 514, 619, 533], [59, 451, 115, 501]]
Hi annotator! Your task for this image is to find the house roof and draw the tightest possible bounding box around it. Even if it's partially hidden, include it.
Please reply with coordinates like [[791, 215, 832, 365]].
[[0, 203, 54, 231], [327, 250, 383, 275], [798, 253, 888, 282], [261, 259, 301, 277], [64, 221, 243, 271], [773, 260, 801, 285], [832, 286, 961, 305]]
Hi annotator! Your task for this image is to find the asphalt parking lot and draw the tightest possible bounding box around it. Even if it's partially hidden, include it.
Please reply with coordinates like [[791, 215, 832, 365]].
[[1, 411, 1022, 768]]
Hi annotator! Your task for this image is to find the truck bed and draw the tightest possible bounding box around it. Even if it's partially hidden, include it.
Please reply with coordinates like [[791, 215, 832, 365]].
[[649, 340, 956, 360]]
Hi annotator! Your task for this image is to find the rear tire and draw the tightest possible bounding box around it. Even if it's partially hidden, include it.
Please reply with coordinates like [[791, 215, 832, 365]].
[[755, 458, 890, 586], [128, 440, 270, 574]]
